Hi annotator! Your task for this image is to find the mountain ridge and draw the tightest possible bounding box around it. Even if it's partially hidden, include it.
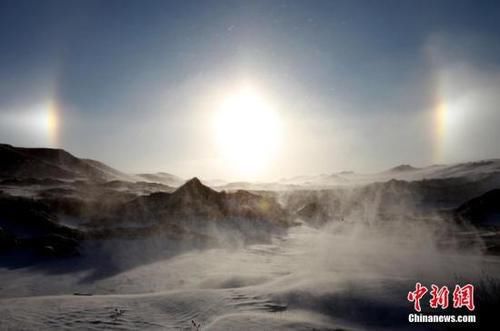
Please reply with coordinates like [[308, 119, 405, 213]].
[[0, 144, 132, 182], [3, 143, 500, 190]]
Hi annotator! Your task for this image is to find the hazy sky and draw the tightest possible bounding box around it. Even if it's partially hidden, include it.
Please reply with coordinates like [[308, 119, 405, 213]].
[[1, 0, 500, 181]]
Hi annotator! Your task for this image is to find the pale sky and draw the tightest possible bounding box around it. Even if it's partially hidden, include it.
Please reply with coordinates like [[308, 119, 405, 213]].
[[1, 0, 500, 181]]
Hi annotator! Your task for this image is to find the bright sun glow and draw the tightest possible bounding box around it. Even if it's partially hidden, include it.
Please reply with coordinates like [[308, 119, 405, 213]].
[[213, 88, 282, 178]]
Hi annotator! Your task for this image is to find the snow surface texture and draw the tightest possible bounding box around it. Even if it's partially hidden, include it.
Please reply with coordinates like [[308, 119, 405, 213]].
[[1, 222, 498, 330]]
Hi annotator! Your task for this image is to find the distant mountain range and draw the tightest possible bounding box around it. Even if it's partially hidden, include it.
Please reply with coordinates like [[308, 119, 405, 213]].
[[0, 144, 184, 187], [1, 143, 500, 230], [0, 144, 292, 259], [3, 143, 500, 190], [272, 160, 500, 189], [1, 143, 499, 275]]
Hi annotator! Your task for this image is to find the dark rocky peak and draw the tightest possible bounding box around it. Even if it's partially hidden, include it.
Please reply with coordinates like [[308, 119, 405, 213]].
[[173, 177, 218, 199], [389, 164, 418, 172]]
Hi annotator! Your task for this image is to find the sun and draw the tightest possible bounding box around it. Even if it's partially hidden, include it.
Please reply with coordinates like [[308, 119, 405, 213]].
[[213, 87, 282, 178]]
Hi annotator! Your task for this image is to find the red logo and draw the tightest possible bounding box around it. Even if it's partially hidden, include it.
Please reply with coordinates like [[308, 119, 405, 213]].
[[407, 282, 428, 312], [407, 283, 475, 312], [429, 284, 450, 309], [453, 284, 475, 311]]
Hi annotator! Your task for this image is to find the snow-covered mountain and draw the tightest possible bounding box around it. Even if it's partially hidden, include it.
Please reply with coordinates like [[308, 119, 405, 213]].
[[226, 159, 500, 190], [0, 144, 134, 182]]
